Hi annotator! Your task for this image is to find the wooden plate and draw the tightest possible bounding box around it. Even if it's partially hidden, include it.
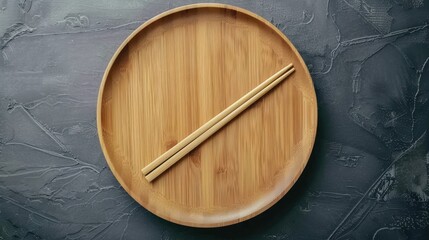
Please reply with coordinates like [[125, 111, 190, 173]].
[[97, 3, 317, 227]]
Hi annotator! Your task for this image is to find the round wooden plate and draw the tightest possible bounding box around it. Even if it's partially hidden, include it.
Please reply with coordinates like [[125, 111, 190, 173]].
[[97, 3, 317, 227]]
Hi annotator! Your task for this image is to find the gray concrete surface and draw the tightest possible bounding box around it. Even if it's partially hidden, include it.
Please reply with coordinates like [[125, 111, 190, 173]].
[[0, 0, 428, 239]]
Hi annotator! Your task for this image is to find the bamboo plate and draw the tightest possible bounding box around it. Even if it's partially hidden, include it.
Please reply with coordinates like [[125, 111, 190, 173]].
[[97, 3, 317, 227]]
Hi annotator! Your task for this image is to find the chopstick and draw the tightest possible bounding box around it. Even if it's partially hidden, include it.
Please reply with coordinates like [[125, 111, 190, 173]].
[[143, 65, 295, 182], [141, 64, 293, 176]]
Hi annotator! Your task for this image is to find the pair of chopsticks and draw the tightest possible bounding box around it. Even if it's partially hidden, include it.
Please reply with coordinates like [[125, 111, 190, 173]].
[[142, 63, 295, 182]]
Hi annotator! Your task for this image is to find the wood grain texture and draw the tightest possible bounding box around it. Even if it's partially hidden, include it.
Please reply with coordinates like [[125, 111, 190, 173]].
[[144, 67, 295, 182], [142, 64, 293, 177], [97, 3, 317, 227]]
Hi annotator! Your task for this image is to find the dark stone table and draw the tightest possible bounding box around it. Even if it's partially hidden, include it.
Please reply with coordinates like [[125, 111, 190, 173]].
[[1, 0, 428, 239]]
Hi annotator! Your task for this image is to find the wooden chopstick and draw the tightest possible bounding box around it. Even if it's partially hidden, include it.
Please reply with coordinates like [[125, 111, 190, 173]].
[[141, 64, 293, 176], [144, 66, 295, 182]]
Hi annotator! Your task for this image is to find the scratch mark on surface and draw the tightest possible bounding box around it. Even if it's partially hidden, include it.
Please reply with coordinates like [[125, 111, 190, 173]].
[[263, 233, 289, 239], [49, 168, 89, 183], [12, 104, 68, 151], [22, 94, 94, 110], [3, 99, 101, 174], [340, 23, 429, 47], [48, 173, 84, 199], [1, 50, 8, 63], [371, 226, 401, 240], [119, 206, 139, 240], [318, 22, 428, 75], [4, 142, 99, 173], [327, 132, 427, 239], [411, 57, 429, 142], [310, 191, 353, 199], [319, 27, 341, 75], [0, 167, 58, 178], [0, 23, 35, 49], [89, 202, 137, 240], [16, 21, 144, 39], [0, 195, 60, 223]]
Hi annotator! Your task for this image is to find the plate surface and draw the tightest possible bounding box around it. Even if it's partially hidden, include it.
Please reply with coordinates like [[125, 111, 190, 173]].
[[97, 3, 317, 227]]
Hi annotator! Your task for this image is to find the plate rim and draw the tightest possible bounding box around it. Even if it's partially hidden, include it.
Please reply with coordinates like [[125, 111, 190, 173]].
[[97, 3, 318, 227]]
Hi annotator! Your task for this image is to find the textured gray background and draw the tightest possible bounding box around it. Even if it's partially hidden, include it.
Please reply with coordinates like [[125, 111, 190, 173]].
[[1, 0, 429, 239]]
